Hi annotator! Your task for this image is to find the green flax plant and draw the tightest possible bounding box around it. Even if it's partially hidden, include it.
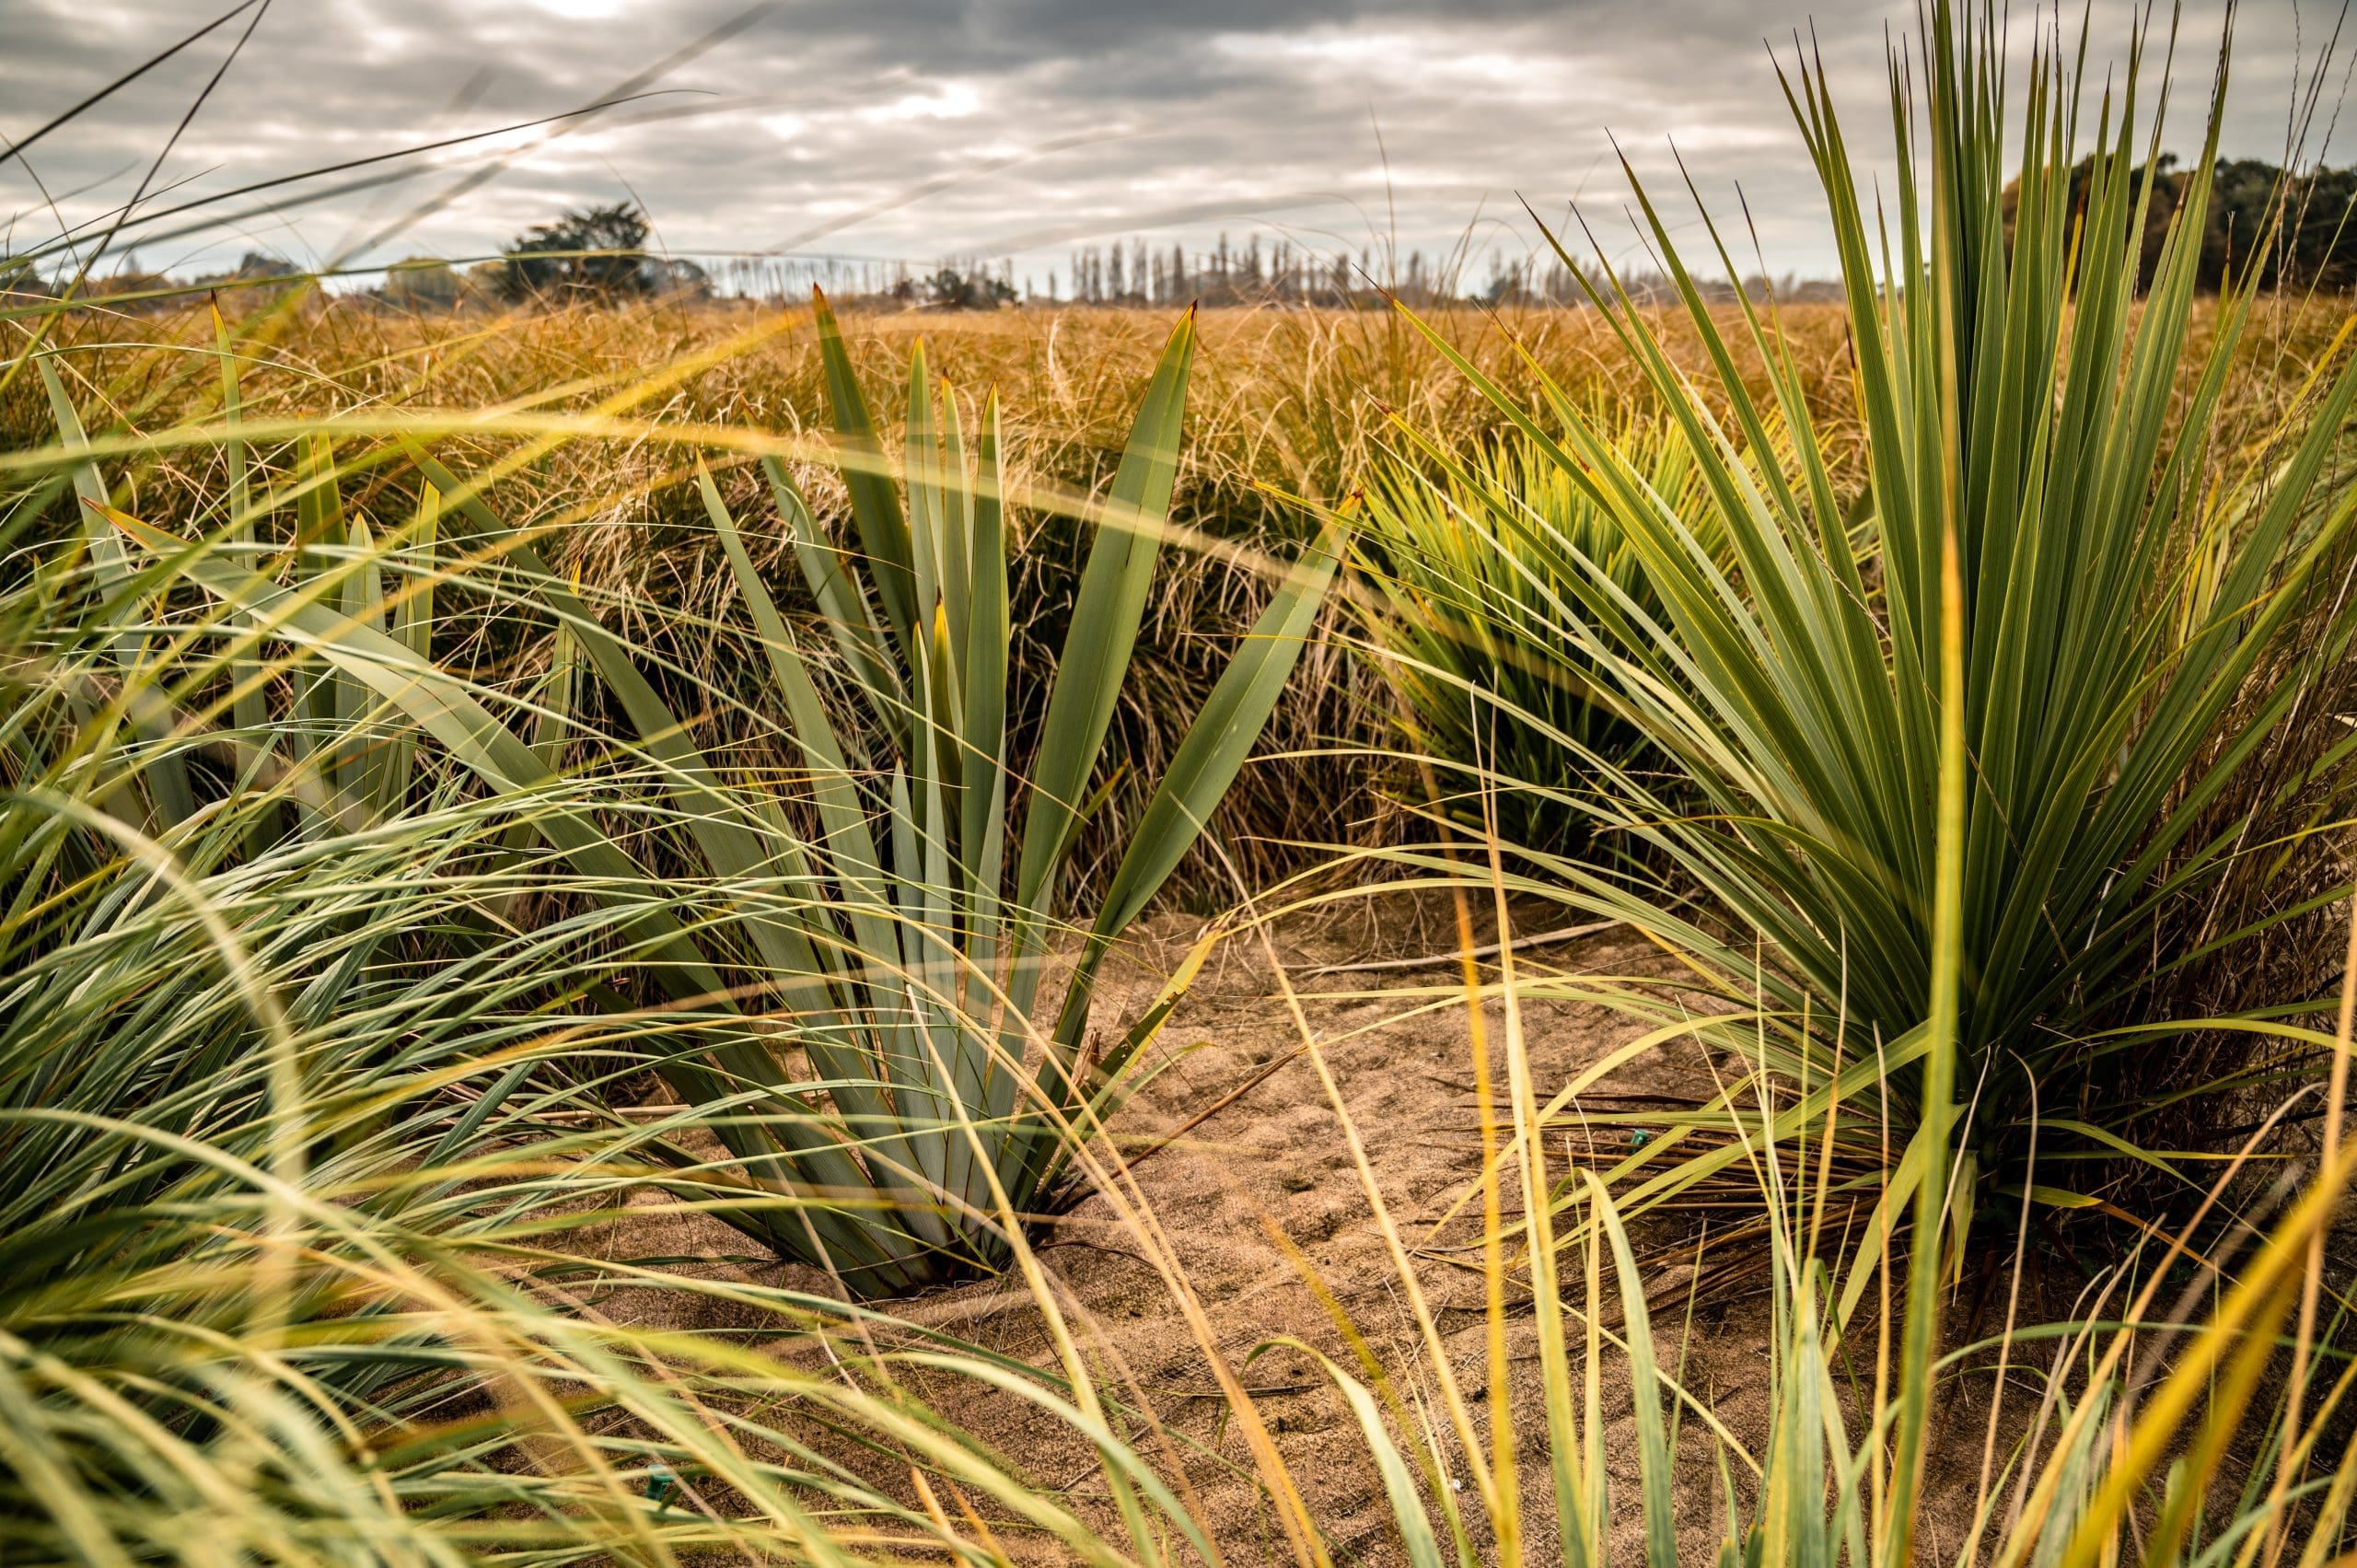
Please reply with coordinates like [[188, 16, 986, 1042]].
[[1388, 3, 2357, 1270], [2, 303, 1236, 1564], [76, 294, 1336, 1295], [1355, 412, 1718, 854]]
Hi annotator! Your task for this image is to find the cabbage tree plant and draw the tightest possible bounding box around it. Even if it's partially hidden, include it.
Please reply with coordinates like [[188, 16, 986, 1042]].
[[1391, 4, 2357, 1288]]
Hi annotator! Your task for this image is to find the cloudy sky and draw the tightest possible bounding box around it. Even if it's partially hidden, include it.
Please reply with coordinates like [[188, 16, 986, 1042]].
[[0, 0, 2344, 296]]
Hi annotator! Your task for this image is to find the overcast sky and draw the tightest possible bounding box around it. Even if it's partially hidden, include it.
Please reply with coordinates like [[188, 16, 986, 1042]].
[[1, 0, 2347, 295]]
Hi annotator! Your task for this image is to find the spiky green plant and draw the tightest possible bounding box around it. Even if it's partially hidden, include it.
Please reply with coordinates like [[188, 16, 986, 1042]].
[[81, 295, 1336, 1295], [1390, 3, 2357, 1260], [1355, 412, 1714, 853], [0, 516, 1225, 1565], [656, 296, 1341, 1291]]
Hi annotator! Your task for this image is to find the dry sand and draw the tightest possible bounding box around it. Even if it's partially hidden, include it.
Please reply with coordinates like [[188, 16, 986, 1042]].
[[604, 895, 2018, 1563]]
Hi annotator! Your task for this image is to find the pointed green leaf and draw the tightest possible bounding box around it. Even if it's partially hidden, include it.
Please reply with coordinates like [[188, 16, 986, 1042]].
[[1013, 308, 1196, 922]]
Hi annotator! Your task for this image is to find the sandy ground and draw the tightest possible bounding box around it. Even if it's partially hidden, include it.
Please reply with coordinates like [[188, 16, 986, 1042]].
[[603, 895, 2019, 1564]]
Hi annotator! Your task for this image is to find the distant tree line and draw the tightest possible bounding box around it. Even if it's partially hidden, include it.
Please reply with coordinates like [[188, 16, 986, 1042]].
[[890, 265, 1016, 309], [17, 163, 2351, 320], [1051, 235, 1416, 307], [0, 203, 709, 318], [1051, 237, 1848, 309], [2009, 154, 2357, 291], [0, 250, 309, 312]]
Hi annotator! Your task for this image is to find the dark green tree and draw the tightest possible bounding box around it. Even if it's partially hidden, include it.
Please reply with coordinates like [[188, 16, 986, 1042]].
[[2203, 158, 2357, 290], [501, 203, 656, 303], [923, 266, 1015, 309], [2005, 155, 2357, 293]]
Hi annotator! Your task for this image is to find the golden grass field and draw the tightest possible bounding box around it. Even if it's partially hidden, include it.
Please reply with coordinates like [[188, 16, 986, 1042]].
[[15, 288, 2346, 897]]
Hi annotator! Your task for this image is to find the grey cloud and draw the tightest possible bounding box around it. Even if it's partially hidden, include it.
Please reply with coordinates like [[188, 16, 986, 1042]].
[[0, 0, 2337, 288]]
